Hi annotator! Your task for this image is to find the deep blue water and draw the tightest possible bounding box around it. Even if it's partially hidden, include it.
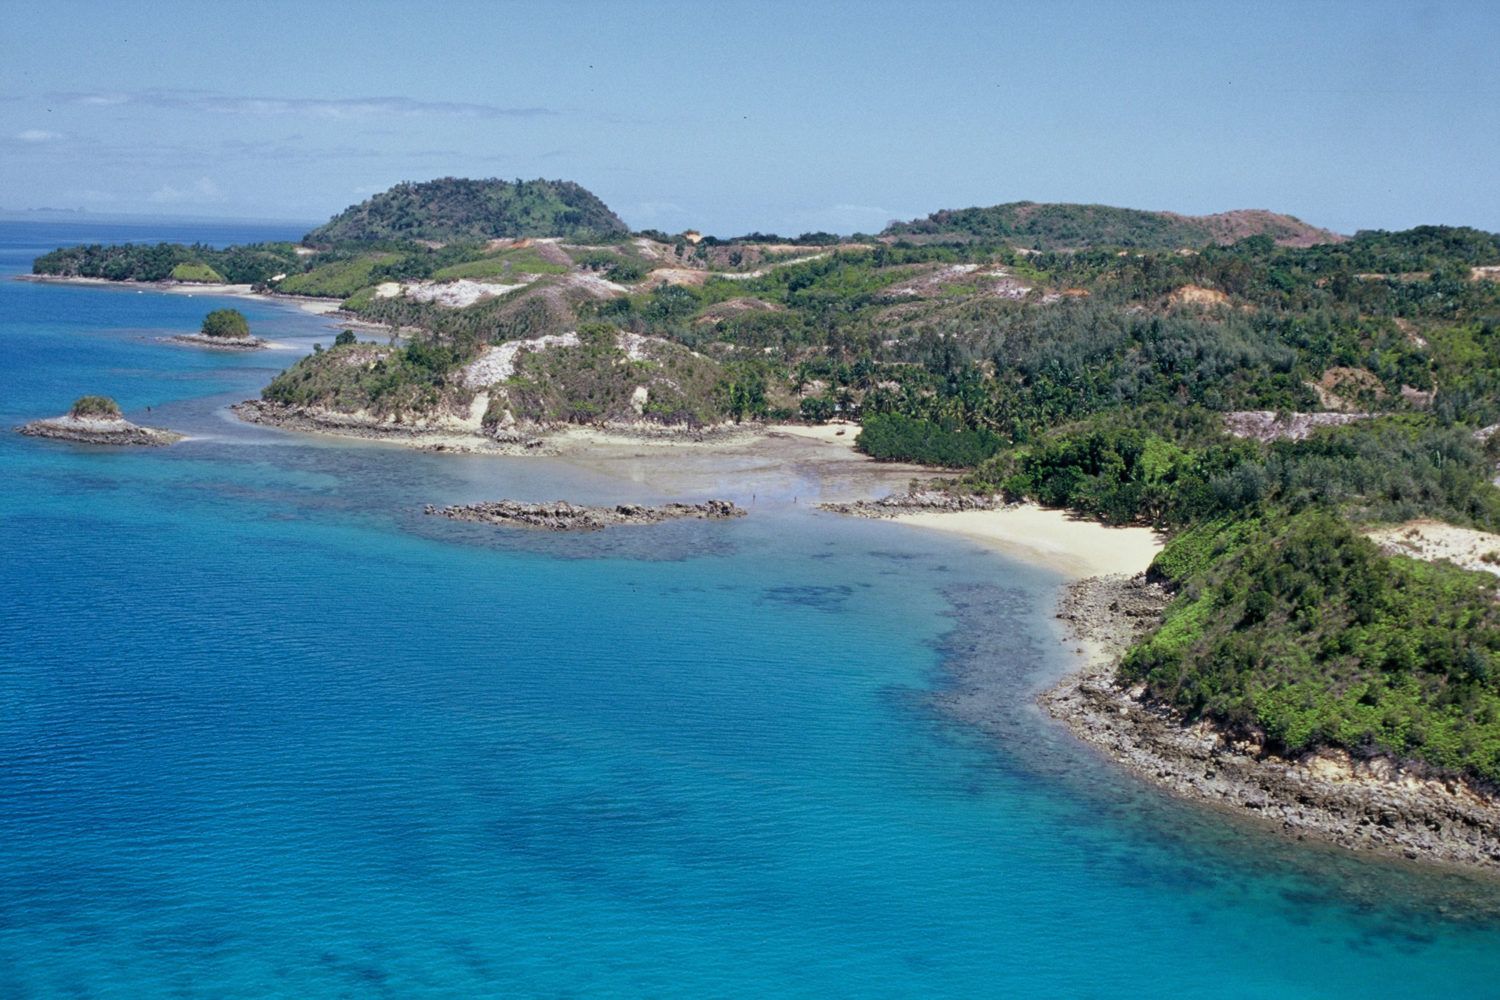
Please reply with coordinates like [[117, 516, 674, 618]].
[[2, 221, 1499, 998]]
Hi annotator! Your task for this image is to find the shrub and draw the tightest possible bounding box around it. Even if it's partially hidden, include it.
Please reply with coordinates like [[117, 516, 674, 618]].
[[606, 260, 647, 283], [1122, 511, 1500, 782], [69, 395, 121, 419], [201, 308, 250, 339], [856, 412, 1005, 467]]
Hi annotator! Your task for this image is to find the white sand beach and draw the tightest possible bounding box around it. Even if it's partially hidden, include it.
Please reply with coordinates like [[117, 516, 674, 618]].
[[890, 505, 1165, 580], [762, 421, 862, 451]]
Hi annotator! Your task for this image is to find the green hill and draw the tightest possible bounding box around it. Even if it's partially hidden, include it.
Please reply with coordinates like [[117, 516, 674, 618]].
[[882, 201, 1343, 250], [303, 177, 628, 245]]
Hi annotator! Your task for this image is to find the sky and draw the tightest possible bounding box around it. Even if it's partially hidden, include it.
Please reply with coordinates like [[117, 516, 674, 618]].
[[2, 0, 1497, 237]]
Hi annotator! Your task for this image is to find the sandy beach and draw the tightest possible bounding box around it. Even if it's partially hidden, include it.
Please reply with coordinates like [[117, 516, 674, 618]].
[[761, 420, 863, 452], [795, 449, 1500, 872], [150, 280, 345, 318], [18, 274, 347, 318], [891, 505, 1164, 580]]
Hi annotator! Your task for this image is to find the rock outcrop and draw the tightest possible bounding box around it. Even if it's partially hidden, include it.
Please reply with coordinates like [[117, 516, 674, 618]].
[[817, 490, 1009, 518], [17, 413, 182, 446], [426, 499, 746, 531], [1224, 410, 1372, 442], [166, 332, 267, 350]]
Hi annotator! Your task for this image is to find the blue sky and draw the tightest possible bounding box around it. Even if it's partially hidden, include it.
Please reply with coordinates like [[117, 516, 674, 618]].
[[3, 0, 1497, 236]]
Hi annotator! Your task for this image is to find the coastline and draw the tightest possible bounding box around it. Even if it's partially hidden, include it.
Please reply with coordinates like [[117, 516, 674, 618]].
[[231, 399, 547, 455], [821, 490, 1500, 874], [17, 273, 349, 319], [1045, 574, 1500, 873], [889, 504, 1164, 580], [163, 333, 272, 351], [230, 402, 942, 502], [34, 263, 1495, 875]]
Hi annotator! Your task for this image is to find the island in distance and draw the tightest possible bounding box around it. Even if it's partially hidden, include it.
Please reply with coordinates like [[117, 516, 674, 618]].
[[166, 308, 268, 350], [18, 395, 182, 446]]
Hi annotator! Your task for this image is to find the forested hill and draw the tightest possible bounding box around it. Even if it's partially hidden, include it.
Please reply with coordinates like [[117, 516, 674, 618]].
[[882, 202, 1343, 250], [303, 177, 628, 244]]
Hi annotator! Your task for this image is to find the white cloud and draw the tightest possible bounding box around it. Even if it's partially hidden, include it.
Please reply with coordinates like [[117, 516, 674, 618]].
[[203, 96, 549, 119], [148, 177, 223, 204], [16, 129, 63, 143], [62, 90, 554, 120]]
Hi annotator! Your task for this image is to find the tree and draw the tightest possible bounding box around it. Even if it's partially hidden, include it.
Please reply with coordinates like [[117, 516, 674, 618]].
[[800, 396, 836, 423], [201, 308, 250, 339], [69, 395, 121, 419]]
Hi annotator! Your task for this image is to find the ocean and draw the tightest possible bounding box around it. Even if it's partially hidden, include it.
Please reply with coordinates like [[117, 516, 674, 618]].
[[2, 220, 1498, 998]]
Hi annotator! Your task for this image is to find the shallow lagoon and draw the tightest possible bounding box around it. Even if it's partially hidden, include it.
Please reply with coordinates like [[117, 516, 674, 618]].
[[3, 222, 1499, 998]]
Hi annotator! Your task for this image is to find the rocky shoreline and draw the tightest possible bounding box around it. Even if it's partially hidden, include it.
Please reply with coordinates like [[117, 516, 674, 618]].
[[426, 498, 746, 531], [817, 489, 1010, 518], [232, 399, 551, 453], [17, 414, 182, 446], [232, 399, 771, 455], [165, 333, 268, 351], [1044, 573, 1500, 872]]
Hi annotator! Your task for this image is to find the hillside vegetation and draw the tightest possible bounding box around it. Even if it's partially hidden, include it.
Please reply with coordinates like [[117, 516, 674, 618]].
[[1124, 512, 1500, 782], [33, 240, 300, 284], [302, 177, 627, 244], [883, 201, 1342, 250]]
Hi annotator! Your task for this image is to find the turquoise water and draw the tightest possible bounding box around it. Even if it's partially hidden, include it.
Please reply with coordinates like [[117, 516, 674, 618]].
[[2, 222, 1498, 998]]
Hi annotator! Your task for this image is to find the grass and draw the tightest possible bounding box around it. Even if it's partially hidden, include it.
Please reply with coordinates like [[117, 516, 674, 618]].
[[278, 256, 386, 298], [170, 262, 226, 283], [433, 248, 569, 281]]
